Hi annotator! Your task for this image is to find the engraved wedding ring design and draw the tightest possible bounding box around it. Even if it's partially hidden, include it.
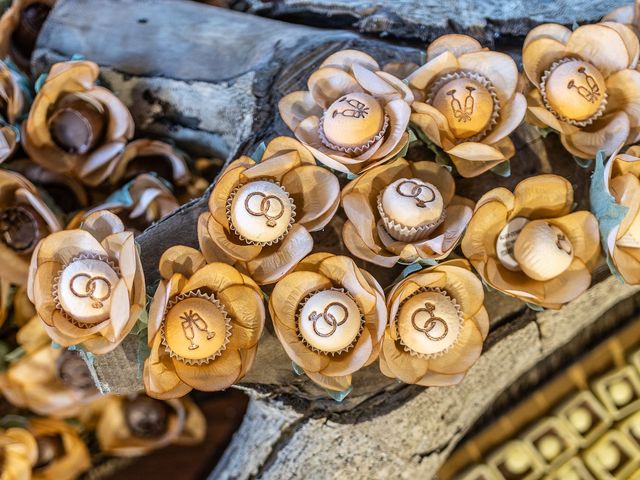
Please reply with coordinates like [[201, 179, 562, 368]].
[[395, 180, 436, 208]]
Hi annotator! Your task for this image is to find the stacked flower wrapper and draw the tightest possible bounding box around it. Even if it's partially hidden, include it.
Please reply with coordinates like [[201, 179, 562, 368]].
[[1, 0, 640, 477]]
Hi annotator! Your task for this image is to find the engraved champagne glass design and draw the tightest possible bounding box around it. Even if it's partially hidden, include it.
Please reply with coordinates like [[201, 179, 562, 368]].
[[332, 96, 369, 119], [556, 232, 572, 255], [69, 273, 112, 309], [396, 180, 436, 208], [244, 191, 285, 227], [447, 86, 476, 122], [308, 301, 348, 337], [411, 301, 448, 341], [567, 67, 600, 103], [180, 309, 216, 351]]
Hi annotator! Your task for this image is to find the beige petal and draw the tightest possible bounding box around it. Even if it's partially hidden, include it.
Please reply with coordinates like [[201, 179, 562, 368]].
[[410, 102, 454, 148], [457, 51, 518, 104], [527, 105, 566, 132], [352, 64, 398, 97], [548, 211, 601, 270], [380, 332, 429, 384], [317, 254, 378, 313], [174, 349, 242, 391], [144, 334, 191, 399], [37, 230, 108, 265], [410, 160, 456, 206], [205, 215, 262, 262], [602, 5, 635, 24], [522, 37, 568, 87], [561, 111, 630, 159], [370, 98, 411, 160], [278, 91, 324, 131], [565, 24, 630, 77], [601, 22, 639, 69], [246, 225, 314, 284], [428, 321, 483, 375], [182, 262, 245, 294], [416, 371, 466, 387], [446, 141, 507, 163], [435, 262, 485, 317], [426, 34, 483, 61], [81, 210, 124, 241], [304, 371, 352, 392], [472, 307, 490, 340], [218, 285, 265, 349], [511, 174, 573, 220], [271, 315, 330, 373], [158, 245, 206, 280], [321, 329, 373, 376], [407, 51, 459, 91], [523, 23, 571, 48], [484, 258, 544, 303], [461, 200, 509, 261], [541, 259, 592, 308], [320, 50, 379, 71], [307, 67, 361, 109], [281, 165, 339, 231], [612, 245, 640, 284], [263, 136, 316, 165], [342, 220, 399, 267], [208, 159, 252, 225], [483, 92, 527, 144], [606, 69, 640, 131]]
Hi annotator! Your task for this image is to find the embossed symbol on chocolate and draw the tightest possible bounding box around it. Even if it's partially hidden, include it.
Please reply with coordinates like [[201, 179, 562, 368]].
[[308, 301, 348, 337], [447, 86, 476, 122], [69, 273, 112, 309], [180, 309, 216, 351], [567, 67, 601, 104], [244, 191, 285, 228], [411, 302, 448, 341], [0, 206, 39, 253], [395, 180, 436, 208], [332, 96, 370, 119], [556, 232, 572, 255]]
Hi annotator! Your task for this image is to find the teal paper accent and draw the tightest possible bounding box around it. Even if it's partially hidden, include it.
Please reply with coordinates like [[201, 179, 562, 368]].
[[574, 156, 594, 169], [51, 342, 61, 349], [590, 150, 629, 281], [34, 73, 47, 93], [0, 415, 28, 429], [103, 180, 135, 208], [291, 362, 305, 376], [325, 385, 352, 402], [345, 171, 357, 180], [250, 142, 266, 163], [71, 54, 86, 61], [537, 127, 555, 139], [491, 160, 511, 178], [525, 302, 545, 312]]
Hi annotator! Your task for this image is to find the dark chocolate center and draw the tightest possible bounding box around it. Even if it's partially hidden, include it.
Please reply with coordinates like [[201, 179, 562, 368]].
[[10, 3, 51, 67], [34, 434, 64, 469], [0, 205, 41, 253], [56, 349, 96, 391], [124, 395, 169, 439], [48, 99, 105, 155]]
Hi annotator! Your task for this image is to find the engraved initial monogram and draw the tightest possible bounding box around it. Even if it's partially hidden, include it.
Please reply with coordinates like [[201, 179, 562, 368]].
[[245, 191, 285, 227], [447, 86, 476, 122], [411, 302, 448, 341], [308, 302, 348, 337], [567, 67, 600, 103], [69, 273, 112, 309], [180, 309, 216, 351], [332, 96, 369, 119], [396, 180, 436, 208]]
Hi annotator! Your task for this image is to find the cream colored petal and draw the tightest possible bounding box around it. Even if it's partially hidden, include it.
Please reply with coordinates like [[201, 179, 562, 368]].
[[561, 111, 630, 159], [375, 71, 414, 102], [548, 211, 601, 270], [37, 230, 108, 264], [612, 245, 640, 284], [483, 93, 527, 144], [158, 245, 206, 280], [379, 331, 429, 384], [565, 24, 630, 77], [278, 91, 324, 131], [263, 136, 316, 165], [472, 307, 490, 340], [271, 314, 330, 373], [320, 50, 379, 71], [457, 51, 518, 104], [342, 220, 399, 267], [182, 262, 245, 294], [80, 210, 124, 241], [541, 259, 592, 308], [246, 225, 314, 284], [416, 371, 466, 387], [426, 34, 483, 61], [144, 334, 191, 399], [435, 263, 485, 317], [610, 173, 640, 242], [461, 200, 509, 261], [428, 321, 483, 375], [527, 106, 565, 132], [606, 69, 640, 131], [208, 159, 252, 225], [317, 254, 378, 313], [305, 371, 352, 392], [410, 102, 454, 148], [308, 67, 361, 109], [407, 51, 459, 91], [522, 37, 568, 87], [484, 258, 544, 303], [523, 23, 571, 48], [511, 174, 573, 220], [321, 329, 373, 376], [205, 215, 262, 262], [174, 349, 242, 391], [601, 22, 639, 69], [446, 141, 507, 163], [281, 165, 339, 231], [409, 160, 456, 206], [370, 98, 411, 160], [352, 64, 398, 97], [218, 285, 265, 349], [197, 213, 234, 264], [341, 191, 379, 249]]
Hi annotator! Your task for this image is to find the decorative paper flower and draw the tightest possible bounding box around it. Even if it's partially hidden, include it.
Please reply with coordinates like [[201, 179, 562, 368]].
[[0, 318, 99, 417], [600, 146, 640, 284], [407, 34, 526, 177], [269, 253, 386, 392], [0, 427, 37, 479], [27, 210, 146, 353], [114, 138, 192, 187], [22, 60, 134, 186], [461, 174, 601, 309], [341, 157, 473, 267], [27, 418, 90, 480], [0, 169, 62, 285], [278, 49, 413, 175], [379, 259, 488, 386], [86, 174, 180, 233], [94, 394, 205, 457], [0, 0, 55, 71], [602, 5, 638, 33], [198, 136, 339, 284], [522, 22, 640, 159], [144, 245, 265, 399], [0, 60, 28, 163]]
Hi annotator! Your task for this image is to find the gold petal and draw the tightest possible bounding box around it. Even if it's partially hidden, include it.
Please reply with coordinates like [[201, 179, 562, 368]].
[[541, 259, 592, 308], [379, 331, 429, 384], [204, 214, 262, 262], [352, 63, 398, 97], [523, 23, 571, 48], [218, 285, 265, 349], [281, 165, 340, 231], [511, 174, 573, 220], [435, 262, 485, 317], [174, 349, 242, 391], [561, 111, 630, 159], [457, 51, 518, 104], [208, 158, 252, 225], [307, 67, 361, 109], [415, 371, 466, 387], [522, 37, 568, 87], [320, 50, 379, 71], [370, 98, 411, 160], [263, 136, 316, 165], [271, 316, 330, 372], [428, 322, 483, 375], [158, 245, 206, 280], [612, 245, 640, 284], [472, 307, 490, 340], [407, 51, 459, 91], [182, 262, 245, 294], [426, 34, 482, 61], [461, 200, 509, 261], [305, 371, 352, 392], [409, 160, 456, 205], [342, 220, 399, 267], [321, 328, 373, 376], [144, 334, 191, 399], [317, 254, 378, 313], [566, 24, 630, 77], [606, 69, 640, 131], [483, 92, 527, 144], [278, 91, 324, 131], [80, 210, 124, 241], [246, 225, 314, 284], [601, 22, 640, 69]]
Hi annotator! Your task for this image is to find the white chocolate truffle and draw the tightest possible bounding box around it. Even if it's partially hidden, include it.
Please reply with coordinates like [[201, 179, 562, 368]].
[[57, 257, 120, 324], [609, 380, 634, 406], [596, 443, 621, 471], [496, 217, 529, 271], [380, 178, 444, 228], [431, 75, 496, 139], [163, 293, 230, 364], [396, 289, 461, 357], [569, 406, 592, 433], [513, 221, 574, 281], [229, 180, 294, 245], [544, 60, 606, 123], [538, 435, 562, 461], [298, 289, 362, 354], [503, 443, 532, 474], [321, 92, 385, 148]]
